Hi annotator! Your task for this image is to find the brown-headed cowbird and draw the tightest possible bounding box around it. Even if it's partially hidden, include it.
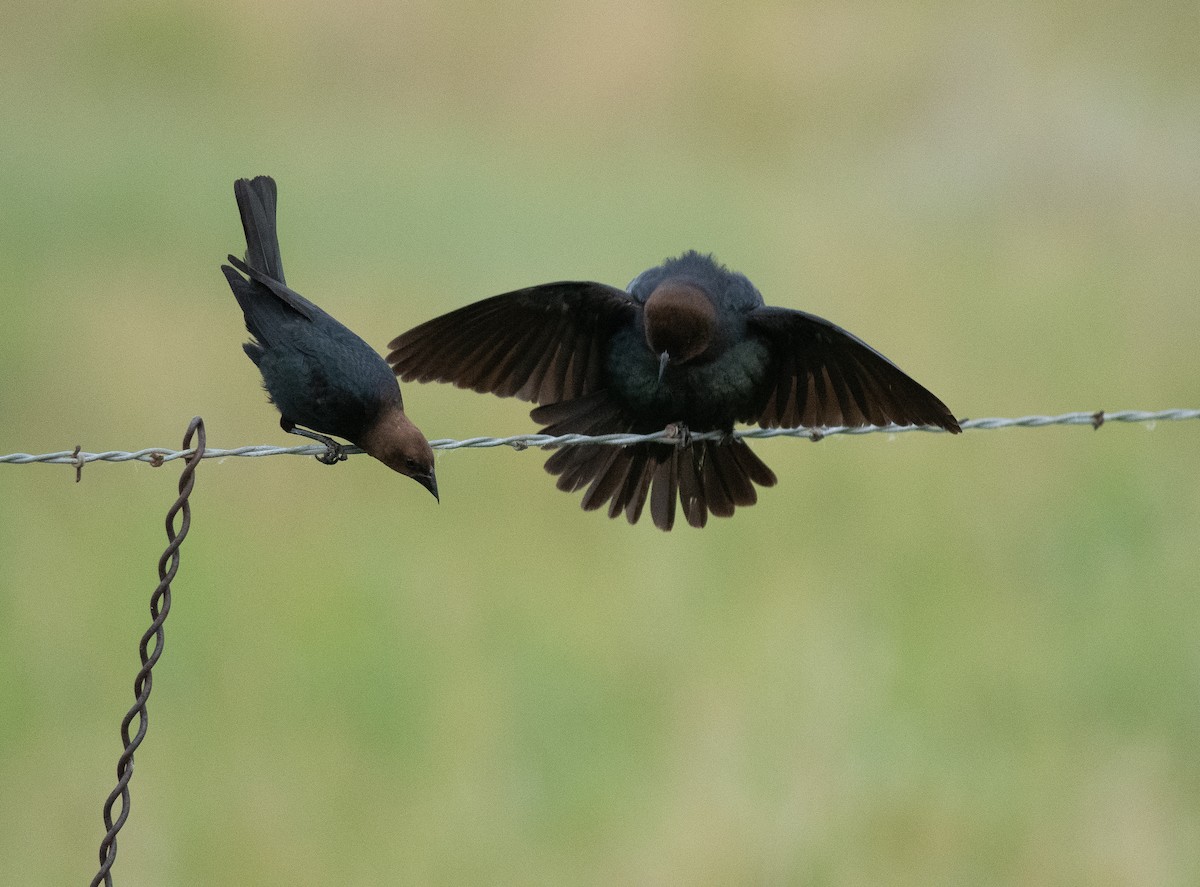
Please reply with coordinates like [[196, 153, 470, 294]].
[[389, 251, 959, 528], [221, 176, 437, 498]]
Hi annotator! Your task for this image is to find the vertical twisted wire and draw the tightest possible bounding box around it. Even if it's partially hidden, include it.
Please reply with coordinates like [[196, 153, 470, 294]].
[[90, 417, 205, 887]]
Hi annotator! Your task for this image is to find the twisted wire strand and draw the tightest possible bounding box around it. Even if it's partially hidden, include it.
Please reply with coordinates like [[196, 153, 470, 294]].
[[91, 417, 205, 887], [3, 410, 1197, 468]]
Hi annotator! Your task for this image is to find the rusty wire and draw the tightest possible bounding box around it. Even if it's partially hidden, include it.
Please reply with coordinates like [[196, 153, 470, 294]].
[[90, 416, 205, 887]]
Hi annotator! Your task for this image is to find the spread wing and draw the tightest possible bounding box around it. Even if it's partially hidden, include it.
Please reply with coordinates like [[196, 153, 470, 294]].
[[388, 282, 638, 404], [743, 307, 960, 432]]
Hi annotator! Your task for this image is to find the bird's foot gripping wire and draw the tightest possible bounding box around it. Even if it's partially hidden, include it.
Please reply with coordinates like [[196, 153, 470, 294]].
[[663, 422, 692, 448], [314, 443, 348, 465], [282, 422, 349, 465]]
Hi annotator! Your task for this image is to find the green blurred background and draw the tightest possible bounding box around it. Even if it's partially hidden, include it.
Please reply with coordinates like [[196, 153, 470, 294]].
[[3, 1, 1199, 884]]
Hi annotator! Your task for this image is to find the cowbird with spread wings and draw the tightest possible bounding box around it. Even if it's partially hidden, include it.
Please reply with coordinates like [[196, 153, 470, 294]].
[[221, 176, 437, 498], [389, 251, 957, 527]]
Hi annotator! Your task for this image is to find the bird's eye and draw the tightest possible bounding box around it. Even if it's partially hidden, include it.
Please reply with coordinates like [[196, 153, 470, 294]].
[[405, 458, 419, 472]]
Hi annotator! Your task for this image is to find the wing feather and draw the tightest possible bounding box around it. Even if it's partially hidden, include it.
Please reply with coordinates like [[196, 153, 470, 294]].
[[744, 307, 960, 432], [388, 282, 637, 405]]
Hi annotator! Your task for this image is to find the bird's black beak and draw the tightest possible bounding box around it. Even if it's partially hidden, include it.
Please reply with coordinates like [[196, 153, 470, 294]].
[[415, 470, 439, 502], [657, 351, 671, 383]]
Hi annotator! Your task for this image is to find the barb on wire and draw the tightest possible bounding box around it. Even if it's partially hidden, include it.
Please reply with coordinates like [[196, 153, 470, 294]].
[[91, 417, 205, 887], [2, 410, 1197, 470]]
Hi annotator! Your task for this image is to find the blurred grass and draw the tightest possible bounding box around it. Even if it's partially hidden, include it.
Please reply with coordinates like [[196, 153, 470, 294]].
[[3, 1, 1200, 884]]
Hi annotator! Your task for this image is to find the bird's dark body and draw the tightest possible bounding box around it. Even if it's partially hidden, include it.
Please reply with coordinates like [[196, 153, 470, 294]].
[[223, 178, 401, 443], [242, 309, 402, 444], [390, 250, 958, 528], [605, 324, 771, 430], [602, 255, 773, 430], [221, 176, 436, 494]]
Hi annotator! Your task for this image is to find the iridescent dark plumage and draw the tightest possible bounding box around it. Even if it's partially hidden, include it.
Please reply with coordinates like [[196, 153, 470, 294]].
[[389, 251, 958, 528], [221, 176, 437, 498]]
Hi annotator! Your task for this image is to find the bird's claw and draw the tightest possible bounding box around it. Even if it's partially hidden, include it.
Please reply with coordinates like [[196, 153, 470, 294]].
[[664, 422, 692, 448], [315, 443, 348, 465]]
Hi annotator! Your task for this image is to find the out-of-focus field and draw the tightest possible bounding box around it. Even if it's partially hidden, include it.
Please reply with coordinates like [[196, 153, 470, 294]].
[[2, 2, 1198, 884]]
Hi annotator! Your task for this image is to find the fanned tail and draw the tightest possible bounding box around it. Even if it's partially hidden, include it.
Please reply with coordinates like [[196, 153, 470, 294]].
[[531, 394, 777, 531]]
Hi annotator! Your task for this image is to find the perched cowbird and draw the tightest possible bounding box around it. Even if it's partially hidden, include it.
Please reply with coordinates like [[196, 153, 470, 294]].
[[221, 176, 437, 498], [389, 251, 958, 528]]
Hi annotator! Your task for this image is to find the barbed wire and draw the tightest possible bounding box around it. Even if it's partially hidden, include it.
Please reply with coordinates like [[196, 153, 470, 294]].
[[2, 410, 1197, 470]]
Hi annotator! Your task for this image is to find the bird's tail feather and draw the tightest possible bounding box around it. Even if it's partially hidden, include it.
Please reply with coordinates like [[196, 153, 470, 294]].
[[221, 263, 274, 349], [234, 176, 285, 284], [532, 394, 777, 531]]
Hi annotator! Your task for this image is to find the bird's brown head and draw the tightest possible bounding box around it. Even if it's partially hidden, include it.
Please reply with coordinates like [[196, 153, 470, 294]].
[[643, 280, 718, 376], [358, 406, 438, 500]]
